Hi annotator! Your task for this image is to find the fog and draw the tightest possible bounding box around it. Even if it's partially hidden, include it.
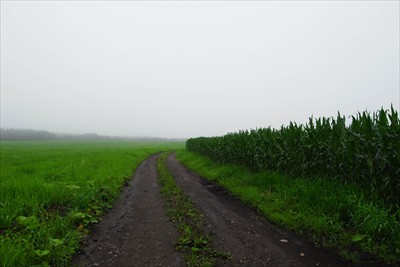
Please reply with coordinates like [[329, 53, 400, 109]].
[[1, 1, 399, 139]]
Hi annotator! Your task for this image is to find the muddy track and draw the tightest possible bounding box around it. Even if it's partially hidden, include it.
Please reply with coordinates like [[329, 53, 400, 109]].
[[73, 153, 348, 267], [73, 154, 183, 267], [166, 153, 347, 267]]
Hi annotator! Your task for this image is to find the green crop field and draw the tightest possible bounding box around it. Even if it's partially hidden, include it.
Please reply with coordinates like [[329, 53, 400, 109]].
[[184, 106, 400, 263], [0, 141, 184, 267], [187, 106, 400, 205]]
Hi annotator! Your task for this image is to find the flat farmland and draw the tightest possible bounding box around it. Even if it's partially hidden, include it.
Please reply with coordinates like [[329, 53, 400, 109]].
[[1, 112, 399, 267]]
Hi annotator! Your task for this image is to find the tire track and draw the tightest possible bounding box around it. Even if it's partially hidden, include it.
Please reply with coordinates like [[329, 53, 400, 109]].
[[73, 154, 183, 267], [166, 153, 347, 267]]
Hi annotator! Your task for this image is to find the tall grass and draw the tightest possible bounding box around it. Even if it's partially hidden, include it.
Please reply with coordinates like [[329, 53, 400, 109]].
[[186, 106, 400, 205]]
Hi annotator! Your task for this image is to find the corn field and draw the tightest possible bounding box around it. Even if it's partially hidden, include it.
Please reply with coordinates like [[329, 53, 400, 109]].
[[187, 106, 400, 204]]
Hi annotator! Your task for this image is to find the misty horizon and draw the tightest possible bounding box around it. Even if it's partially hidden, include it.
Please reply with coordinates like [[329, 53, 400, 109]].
[[0, 127, 187, 141], [0, 103, 398, 141], [1, 1, 399, 139]]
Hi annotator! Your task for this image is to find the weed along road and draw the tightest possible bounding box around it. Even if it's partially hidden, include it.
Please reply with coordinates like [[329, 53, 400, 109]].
[[75, 154, 346, 267]]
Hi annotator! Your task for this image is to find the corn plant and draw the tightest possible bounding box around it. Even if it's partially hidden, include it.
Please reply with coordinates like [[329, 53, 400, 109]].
[[186, 106, 400, 205]]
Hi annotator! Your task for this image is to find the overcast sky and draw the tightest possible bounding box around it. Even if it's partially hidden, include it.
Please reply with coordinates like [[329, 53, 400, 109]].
[[1, 1, 399, 138]]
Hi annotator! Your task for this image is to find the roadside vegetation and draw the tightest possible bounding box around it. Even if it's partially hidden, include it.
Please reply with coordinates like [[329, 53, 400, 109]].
[[0, 141, 184, 267], [176, 150, 400, 264], [181, 106, 400, 264], [157, 153, 229, 267]]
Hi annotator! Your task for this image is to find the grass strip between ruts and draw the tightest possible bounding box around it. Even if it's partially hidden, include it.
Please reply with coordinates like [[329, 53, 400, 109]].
[[156, 153, 229, 267]]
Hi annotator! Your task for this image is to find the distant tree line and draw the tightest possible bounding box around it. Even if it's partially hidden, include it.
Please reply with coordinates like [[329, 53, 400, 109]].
[[0, 128, 57, 141], [0, 128, 185, 142]]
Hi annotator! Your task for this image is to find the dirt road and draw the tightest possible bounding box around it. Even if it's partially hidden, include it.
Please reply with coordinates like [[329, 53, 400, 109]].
[[74, 154, 346, 266], [73, 155, 183, 267]]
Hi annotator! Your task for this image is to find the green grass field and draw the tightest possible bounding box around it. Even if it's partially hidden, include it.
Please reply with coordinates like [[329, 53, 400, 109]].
[[0, 141, 184, 267]]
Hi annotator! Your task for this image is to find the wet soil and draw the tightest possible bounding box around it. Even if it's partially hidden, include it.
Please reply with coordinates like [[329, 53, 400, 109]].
[[73, 154, 183, 267], [73, 153, 351, 267], [166, 153, 347, 267]]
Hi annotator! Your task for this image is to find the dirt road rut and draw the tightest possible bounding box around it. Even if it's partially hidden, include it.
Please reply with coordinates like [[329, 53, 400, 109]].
[[167, 153, 345, 267], [73, 154, 182, 267], [74, 153, 347, 267]]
